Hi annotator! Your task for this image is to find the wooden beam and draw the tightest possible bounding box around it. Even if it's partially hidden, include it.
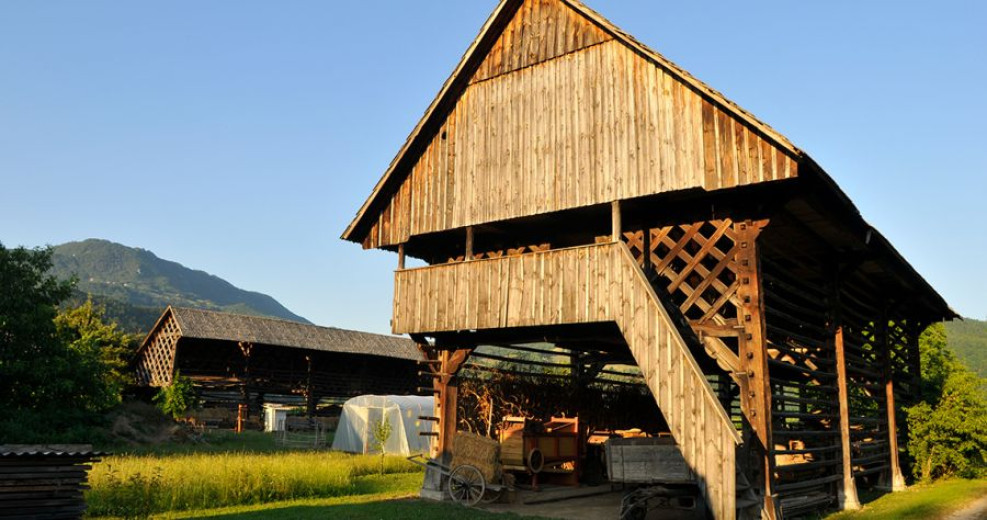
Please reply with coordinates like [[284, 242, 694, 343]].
[[433, 348, 473, 460], [736, 219, 778, 520], [834, 326, 861, 509], [701, 336, 741, 374], [828, 262, 861, 510], [397, 243, 406, 270], [237, 341, 253, 419], [611, 200, 621, 242], [436, 384, 458, 460], [465, 226, 474, 260], [881, 316, 907, 491], [305, 355, 316, 417]]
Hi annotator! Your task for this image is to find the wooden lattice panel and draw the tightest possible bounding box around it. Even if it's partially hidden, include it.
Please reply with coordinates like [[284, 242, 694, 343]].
[[622, 219, 741, 328], [135, 314, 181, 387], [885, 319, 919, 400]]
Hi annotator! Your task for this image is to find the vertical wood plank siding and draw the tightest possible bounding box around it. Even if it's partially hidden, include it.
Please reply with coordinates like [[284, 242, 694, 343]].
[[364, 37, 797, 249], [393, 242, 739, 519], [471, 0, 612, 84]]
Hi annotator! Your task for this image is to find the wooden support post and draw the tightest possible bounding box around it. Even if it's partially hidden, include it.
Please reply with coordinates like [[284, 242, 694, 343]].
[[397, 243, 406, 270], [834, 326, 861, 509], [611, 201, 621, 242], [236, 403, 246, 433], [432, 348, 473, 461], [238, 341, 253, 422], [438, 384, 458, 459], [881, 316, 907, 491], [305, 355, 316, 417], [735, 219, 778, 520], [465, 226, 474, 260]]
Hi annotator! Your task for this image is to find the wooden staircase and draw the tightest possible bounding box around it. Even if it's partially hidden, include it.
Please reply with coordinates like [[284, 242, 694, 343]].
[[394, 242, 743, 518]]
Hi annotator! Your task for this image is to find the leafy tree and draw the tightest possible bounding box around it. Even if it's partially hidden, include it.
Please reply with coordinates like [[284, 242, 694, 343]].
[[918, 323, 955, 403], [54, 298, 138, 412], [906, 323, 987, 480], [0, 243, 135, 442], [0, 243, 74, 413]]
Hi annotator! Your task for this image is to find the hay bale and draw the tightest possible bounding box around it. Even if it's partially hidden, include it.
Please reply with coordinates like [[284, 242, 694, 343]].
[[450, 432, 500, 482]]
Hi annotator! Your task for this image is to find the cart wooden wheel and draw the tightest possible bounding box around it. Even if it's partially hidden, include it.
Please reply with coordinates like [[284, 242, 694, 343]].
[[447, 464, 486, 507], [526, 447, 545, 473]]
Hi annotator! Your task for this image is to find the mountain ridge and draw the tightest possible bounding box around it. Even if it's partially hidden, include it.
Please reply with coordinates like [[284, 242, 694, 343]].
[[51, 239, 310, 332]]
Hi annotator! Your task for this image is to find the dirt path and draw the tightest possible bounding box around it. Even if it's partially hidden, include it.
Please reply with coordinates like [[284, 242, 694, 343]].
[[946, 492, 987, 520]]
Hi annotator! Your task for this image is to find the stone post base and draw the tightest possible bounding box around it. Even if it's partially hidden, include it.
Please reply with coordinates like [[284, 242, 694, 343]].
[[420, 462, 448, 501]]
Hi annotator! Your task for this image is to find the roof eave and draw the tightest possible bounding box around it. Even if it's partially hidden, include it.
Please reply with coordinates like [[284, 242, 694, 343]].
[[798, 157, 957, 321]]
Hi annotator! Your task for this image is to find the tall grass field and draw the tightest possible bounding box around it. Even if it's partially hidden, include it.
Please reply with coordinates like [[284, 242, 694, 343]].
[[86, 452, 423, 517]]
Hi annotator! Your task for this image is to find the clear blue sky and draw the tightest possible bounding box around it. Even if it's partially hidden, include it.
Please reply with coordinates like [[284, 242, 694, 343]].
[[1, 1, 985, 333]]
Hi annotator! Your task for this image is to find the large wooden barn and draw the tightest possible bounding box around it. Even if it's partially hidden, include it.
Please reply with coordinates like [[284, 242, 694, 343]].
[[341, 0, 954, 518], [135, 307, 423, 416]]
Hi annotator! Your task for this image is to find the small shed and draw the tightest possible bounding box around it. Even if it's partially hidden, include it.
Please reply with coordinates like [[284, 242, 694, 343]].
[[263, 403, 292, 432], [331, 395, 434, 455]]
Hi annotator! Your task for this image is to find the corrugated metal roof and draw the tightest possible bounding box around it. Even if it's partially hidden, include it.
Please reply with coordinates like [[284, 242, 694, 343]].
[[0, 444, 107, 457], [167, 307, 421, 361]]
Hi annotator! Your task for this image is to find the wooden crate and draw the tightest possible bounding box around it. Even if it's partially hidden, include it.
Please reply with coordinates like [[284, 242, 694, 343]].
[[605, 437, 694, 485]]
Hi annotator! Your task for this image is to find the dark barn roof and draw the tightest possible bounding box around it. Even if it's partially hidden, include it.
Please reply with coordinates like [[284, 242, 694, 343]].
[[143, 306, 421, 361], [135, 307, 423, 393]]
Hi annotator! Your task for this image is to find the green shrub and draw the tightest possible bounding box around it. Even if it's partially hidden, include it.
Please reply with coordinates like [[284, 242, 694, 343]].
[[153, 372, 198, 419], [907, 368, 987, 480]]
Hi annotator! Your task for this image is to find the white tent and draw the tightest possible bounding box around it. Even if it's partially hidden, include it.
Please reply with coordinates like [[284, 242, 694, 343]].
[[331, 395, 434, 455]]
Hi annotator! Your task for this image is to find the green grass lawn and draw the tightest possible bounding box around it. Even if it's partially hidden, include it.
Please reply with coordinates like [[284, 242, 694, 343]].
[[823, 479, 987, 520]]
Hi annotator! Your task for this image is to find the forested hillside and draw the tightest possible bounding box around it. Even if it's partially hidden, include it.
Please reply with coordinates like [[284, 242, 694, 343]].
[[946, 318, 987, 377], [51, 239, 309, 333]]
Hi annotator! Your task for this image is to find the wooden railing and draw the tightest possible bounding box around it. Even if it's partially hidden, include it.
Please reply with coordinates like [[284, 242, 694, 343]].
[[394, 242, 740, 518]]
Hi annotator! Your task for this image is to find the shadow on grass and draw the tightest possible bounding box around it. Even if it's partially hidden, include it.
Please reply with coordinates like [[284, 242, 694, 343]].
[[188, 498, 538, 520]]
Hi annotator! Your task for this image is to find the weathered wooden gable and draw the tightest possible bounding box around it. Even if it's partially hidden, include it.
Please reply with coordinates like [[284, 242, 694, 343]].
[[360, 0, 799, 249]]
